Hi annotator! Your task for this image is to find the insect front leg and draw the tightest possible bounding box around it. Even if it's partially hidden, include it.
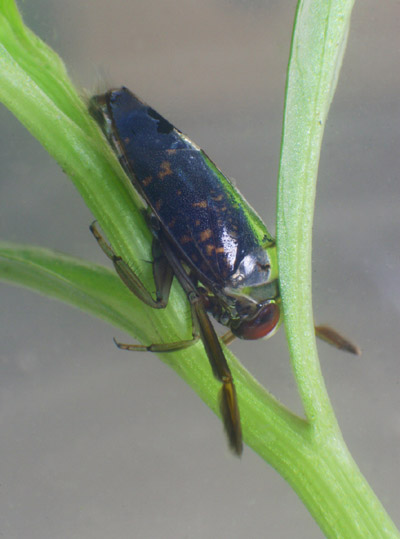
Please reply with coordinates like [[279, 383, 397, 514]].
[[90, 222, 200, 352], [90, 221, 172, 308], [315, 325, 361, 356], [114, 329, 199, 353], [223, 324, 361, 355]]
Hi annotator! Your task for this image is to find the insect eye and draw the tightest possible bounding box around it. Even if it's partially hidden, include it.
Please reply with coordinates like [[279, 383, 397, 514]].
[[230, 302, 280, 340]]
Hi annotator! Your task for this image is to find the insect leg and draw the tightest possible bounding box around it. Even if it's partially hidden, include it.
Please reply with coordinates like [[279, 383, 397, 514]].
[[151, 239, 173, 305], [113, 332, 199, 353], [223, 317, 360, 356], [91, 222, 200, 350], [157, 235, 242, 455], [92, 221, 242, 453], [315, 325, 361, 356], [90, 221, 172, 308], [221, 311, 360, 358], [118, 287, 242, 454], [221, 330, 237, 346], [191, 295, 242, 455]]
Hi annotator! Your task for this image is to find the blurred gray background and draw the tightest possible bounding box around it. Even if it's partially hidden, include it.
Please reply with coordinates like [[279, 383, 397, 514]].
[[0, 1, 399, 537]]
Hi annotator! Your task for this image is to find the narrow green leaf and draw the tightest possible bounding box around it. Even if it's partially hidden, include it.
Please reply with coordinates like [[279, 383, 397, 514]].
[[276, 0, 399, 536], [277, 0, 355, 430]]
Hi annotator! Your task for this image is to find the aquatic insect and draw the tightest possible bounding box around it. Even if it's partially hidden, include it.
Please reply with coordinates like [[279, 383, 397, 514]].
[[89, 87, 358, 455]]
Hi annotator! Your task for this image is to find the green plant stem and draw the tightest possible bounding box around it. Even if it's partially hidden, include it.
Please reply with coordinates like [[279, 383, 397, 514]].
[[277, 0, 399, 536], [0, 0, 398, 537], [278, 0, 352, 432]]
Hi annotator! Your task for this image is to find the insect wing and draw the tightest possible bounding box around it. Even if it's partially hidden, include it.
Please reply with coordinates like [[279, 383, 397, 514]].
[[102, 87, 272, 289]]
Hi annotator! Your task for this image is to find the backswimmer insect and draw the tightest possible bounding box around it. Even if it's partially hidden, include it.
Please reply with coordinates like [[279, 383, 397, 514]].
[[89, 87, 359, 455]]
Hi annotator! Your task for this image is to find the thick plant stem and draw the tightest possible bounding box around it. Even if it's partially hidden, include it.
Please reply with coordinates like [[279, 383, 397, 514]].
[[276, 0, 399, 536], [277, 0, 354, 429]]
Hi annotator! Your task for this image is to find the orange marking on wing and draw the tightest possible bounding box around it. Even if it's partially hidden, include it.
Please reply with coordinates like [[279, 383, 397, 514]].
[[158, 160, 173, 180], [168, 216, 177, 228], [142, 176, 153, 186], [200, 229, 213, 242], [193, 200, 207, 208], [180, 235, 192, 244]]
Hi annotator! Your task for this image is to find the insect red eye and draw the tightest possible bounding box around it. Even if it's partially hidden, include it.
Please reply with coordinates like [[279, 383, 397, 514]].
[[231, 302, 280, 340]]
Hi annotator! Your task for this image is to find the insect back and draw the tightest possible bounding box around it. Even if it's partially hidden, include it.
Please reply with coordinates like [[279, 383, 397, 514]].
[[89, 87, 281, 455]]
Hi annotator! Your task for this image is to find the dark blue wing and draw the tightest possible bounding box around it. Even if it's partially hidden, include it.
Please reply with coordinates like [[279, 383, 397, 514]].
[[107, 87, 262, 287]]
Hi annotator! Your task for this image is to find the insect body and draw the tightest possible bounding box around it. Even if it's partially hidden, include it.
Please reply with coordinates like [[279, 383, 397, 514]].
[[89, 87, 282, 455]]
